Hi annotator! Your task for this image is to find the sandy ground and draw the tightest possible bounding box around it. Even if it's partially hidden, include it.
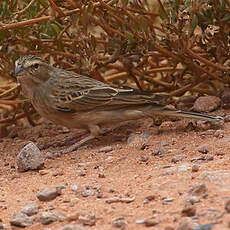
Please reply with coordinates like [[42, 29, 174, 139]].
[[0, 111, 230, 230]]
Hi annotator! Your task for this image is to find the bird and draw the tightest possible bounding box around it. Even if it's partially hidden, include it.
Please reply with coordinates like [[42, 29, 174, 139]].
[[14, 55, 223, 153]]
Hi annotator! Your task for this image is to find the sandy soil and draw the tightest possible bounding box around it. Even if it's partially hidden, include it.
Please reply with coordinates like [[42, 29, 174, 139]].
[[0, 110, 230, 230]]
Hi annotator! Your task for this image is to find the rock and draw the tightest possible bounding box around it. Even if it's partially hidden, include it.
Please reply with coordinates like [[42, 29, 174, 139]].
[[144, 218, 159, 227], [58, 224, 90, 230], [78, 215, 96, 226], [98, 172, 105, 178], [193, 223, 213, 230], [82, 188, 94, 197], [140, 156, 149, 162], [162, 197, 174, 205], [213, 130, 224, 138], [189, 183, 207, 196], [99, 146, 113, 153], [181, 204, 196, 217], [143, 195, 156, 204], [176, 217, 196, 230], [76, 170, 86, 176], [186, 196, 200, 205], [193, 96, 221, 112], [21, 204, 39, 216], [16, 142, 44, 172], [192, 164, 200, 172], [105, 196, 135, 204], [225, 200, 230, 213], [171, 155, 185, 163], [112, 217, 127, 229], [37, 188, 61, 201], [127, 132, 150, 148], [40, 212, 58, 225], [224, 115, 230, 122], [178, 164, 189, 172], [70, 184, 79, 193], [10, 212, 33, 227], [197, 145, 209, 154]]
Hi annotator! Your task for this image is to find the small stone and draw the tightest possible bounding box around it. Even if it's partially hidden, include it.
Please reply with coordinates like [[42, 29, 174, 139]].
[[186, 196, 200, 205], [39, 170, 50, 175], [193, 223, 213, 230], [37, 188, 60, 201], [99, 146, 113, 153], [192, 164, 200, 172], [21, 204, 38, 216], [105, 196, 135, 204], [144, 218, 159, 227], [193, 96, 221, 112], [40, 212, 58, 225], [178, 164, 189, 172], [176, 217, 195, 230], [140, 156, 149, 162], [82, 188, 94, 197], [78, 215, 96, 226], [98, 172, 105, 178], [205, 154, 214, 161], [181, 204, 196, 217], [70, 184, 79, 193], [10, 212, 33, 227], [172, 155, 185, 163], [112, 217, 127, 229], [225, 200, 230, 213], [197, 145, 209, 154], [143, 195, 156, 204], [224, 115, 230, 122], [162, 197, 174, 205], [17, 142, 44, 172], [58, 224, 89, 230], [45, 152, 54, 159], [76, 170, 86, 176], [214, 130, 224, 138], [189, 183, 207, 196]]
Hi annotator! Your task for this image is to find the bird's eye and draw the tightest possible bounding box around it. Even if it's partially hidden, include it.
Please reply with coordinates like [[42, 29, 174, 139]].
[[34, 63, 39, 69]]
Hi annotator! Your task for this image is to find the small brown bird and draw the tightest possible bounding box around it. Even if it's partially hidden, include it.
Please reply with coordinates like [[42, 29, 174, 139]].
[[15, 55, 223, 152]]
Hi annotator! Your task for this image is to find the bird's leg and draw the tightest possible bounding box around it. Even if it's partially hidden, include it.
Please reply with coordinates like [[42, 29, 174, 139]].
[[57, 134, 96, 154], [39, 130, 88, 150], [52, 125, 104, 154]]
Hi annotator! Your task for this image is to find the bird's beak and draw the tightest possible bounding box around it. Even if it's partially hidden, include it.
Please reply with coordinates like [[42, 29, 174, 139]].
[[15, 64, 23, 77]]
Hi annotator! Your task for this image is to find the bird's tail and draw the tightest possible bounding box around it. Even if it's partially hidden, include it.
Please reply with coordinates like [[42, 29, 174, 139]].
[[156, 107, 223, 123]]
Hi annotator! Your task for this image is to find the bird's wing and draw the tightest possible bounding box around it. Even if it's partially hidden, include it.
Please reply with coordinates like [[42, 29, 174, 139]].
[[47, 70, 166, 112]]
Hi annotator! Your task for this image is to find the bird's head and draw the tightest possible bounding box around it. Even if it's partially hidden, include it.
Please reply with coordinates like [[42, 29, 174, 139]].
[[15, 55, 52, 97]]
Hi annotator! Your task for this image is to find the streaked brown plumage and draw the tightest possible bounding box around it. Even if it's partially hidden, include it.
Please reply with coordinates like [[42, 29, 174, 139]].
[[15, 55, 223, 141]]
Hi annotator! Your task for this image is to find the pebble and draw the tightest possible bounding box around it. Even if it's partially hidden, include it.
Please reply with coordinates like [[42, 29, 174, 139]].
[[171, 155, 185, 163], [193, 96, 221, 112], [193, 223, 213, 230], [82, 188, 94, 197], [76, 170, 86, 176], [189, 183, 207, 196], [143, 195, 156, 204], [58, 224, 90, 230], [37, 188, 61, 201], [10, 212, 33, 227], [105, 196, 135, 204], [40, 212, 58, 225], [99, 146, 113, 153], [181, 204, 196, 217], [112, 217, 127, 229], [144, 218, 159, 227], [78, 215, 96, 226], [16, 142, 44, 172], [192, 164, 200, 172], [21, 204, 39, 216], [70, 184, 79, 193], [177, 164, 189, 172], [176, 217, 196, 230], [213, 129, 224, 138], [197, 145, 209, 154], [162, 197, 174, 205], [186, 196, 200, 205]]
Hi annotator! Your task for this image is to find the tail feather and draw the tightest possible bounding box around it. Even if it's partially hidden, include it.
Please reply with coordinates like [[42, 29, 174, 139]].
[[159, 108, 223, 123]]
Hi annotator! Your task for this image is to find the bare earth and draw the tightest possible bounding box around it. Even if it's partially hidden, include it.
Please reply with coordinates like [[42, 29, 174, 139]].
[[1, 110, 230, 230]]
